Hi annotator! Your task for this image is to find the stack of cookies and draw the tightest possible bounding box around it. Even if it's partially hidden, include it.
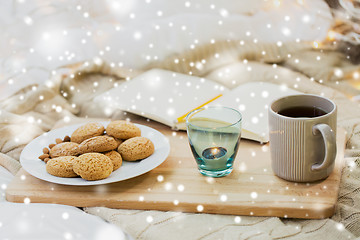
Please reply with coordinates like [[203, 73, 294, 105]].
[[40, 121, 155, 181]]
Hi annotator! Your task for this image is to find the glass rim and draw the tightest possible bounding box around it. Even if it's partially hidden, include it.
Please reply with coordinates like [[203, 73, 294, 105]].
[[185, 106, 242, 130]]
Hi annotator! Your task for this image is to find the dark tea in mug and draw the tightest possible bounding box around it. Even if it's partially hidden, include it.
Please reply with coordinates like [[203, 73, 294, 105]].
[[277, 106, 327, 118]]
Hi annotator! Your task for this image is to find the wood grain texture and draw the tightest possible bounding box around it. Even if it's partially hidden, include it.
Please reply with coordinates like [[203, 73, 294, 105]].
[[5, 120, 346, 219]]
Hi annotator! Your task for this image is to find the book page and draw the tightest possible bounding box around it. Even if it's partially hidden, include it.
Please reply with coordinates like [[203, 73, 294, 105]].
[[209, 82, 301, 143], [94, 69, 228, 127]]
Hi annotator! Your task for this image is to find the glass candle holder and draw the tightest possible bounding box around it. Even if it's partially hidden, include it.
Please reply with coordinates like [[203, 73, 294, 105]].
[[186, 106, 242, 177]]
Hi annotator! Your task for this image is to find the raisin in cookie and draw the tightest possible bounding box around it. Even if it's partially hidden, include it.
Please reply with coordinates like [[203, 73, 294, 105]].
[[118, 137, 154, 161], [73, 153, 113, 181]]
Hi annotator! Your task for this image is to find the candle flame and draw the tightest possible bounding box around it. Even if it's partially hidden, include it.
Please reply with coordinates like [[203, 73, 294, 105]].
[[211, 148, 219, 155]]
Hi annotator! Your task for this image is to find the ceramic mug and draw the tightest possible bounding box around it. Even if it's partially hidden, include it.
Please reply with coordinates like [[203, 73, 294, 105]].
[[269, 94, 337, 182]]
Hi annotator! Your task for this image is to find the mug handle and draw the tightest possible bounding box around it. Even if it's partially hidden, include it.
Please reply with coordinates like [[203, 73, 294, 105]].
[[311, 124, 337, 171]]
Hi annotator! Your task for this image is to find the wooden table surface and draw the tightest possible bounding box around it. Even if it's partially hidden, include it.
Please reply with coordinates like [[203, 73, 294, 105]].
[[6, 119, 346, 219]]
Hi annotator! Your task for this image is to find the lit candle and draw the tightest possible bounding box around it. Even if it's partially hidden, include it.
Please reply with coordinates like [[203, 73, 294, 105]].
[[201, 147, 228, 170], [202, 147, 227, 159]]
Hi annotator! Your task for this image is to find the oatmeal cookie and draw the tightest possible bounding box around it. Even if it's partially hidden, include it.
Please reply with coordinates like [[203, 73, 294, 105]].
[[118, 136, 154, 161], [73, 153, 113, 181], [78, 135, 118, 154], [106, 120, 141, 140], [46, 156, 78, 178], [49, 142, 80, 158], [104, 150, 122, 171], [71, 122, 105, 144]]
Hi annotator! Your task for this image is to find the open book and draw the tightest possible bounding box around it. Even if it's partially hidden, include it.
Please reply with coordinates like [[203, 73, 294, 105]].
[[94, 69, 300, 143]]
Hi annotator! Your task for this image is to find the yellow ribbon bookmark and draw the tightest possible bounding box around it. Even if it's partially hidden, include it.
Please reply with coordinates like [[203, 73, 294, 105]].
[[176, 94, 223, 123]]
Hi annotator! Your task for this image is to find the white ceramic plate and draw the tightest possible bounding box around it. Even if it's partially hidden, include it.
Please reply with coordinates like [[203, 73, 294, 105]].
[[20, 122, 170, 186]]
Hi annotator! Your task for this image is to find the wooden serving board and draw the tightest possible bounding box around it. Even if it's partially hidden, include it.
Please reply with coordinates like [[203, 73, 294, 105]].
[[6, 120, 346, 219]]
